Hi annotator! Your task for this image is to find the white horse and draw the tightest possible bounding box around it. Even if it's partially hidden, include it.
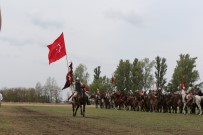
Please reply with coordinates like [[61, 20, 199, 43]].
[[194, 95, 203, 115], [180, 90, 193, 114]]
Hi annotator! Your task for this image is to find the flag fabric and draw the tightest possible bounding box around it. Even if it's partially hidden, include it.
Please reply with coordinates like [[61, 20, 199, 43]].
[[111, 74, 115, 84], [47, 33, 66, 64], [181, 79, 185, 90], [68, 62, 74, 85], [62, 62, 74, 90]]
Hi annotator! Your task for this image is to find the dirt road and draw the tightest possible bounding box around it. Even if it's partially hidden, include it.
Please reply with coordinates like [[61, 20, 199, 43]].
[[0, 103, 100, 135]]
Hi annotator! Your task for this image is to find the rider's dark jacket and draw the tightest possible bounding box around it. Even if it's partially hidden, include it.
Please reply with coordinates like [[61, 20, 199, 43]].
[[75, 81, 82, 93]]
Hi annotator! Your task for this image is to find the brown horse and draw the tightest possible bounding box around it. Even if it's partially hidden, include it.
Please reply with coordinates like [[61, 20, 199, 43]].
[[93, 91, 106, 109], [72, 90, 87, 117], [147, 92, 158, 112]]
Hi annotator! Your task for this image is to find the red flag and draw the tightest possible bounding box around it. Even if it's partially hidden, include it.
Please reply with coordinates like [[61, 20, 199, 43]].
[[62, 62, 74, 90], [111, 74, 115, 84], [181, 79, 184, 90], [47, 33, 66, 64]]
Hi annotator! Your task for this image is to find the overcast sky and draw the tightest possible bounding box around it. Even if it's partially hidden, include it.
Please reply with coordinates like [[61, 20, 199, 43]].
[[1, 0, 203, 90]]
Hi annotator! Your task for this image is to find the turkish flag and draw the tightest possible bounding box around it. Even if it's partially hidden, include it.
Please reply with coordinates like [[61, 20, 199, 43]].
[[47, 33, 66, 64]]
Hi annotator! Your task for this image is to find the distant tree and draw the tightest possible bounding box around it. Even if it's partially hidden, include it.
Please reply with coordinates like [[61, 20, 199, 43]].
[[142, 58, 155, 90], [27, 88, 36, 102], [89, 66, 111, 93], [1, 87, 39, 102], [93, 66, 101, 81], [74, 64, 89, 84], [114, 59, 131, 91], [154, 56, 167, 89], [43, 77, 61, 103], [35, 82, 43, 102], [170, 54, 199, 91], [131, 58, 144, 90]]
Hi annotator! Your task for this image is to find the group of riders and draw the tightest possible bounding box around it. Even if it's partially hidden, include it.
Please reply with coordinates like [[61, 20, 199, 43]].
[[93, 84, 203, 115], [67, 77, 203, 115]]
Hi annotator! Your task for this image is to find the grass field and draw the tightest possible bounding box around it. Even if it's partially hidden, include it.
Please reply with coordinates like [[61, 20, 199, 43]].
[[0, 102, 203, 135]]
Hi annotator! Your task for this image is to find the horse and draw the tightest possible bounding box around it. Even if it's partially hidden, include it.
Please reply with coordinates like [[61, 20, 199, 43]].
[[94, 91, 106, 109], [147, 91, 158, 112], [104, 91, 111, 109], [110, 91, 118, 109], [169, 93, 183, 114], [193, 90, 203, 115], [193, 95, 203, 115], [125, 95, 136, 111], [72, 89, 87, 117], [180, 90, 194, 114]]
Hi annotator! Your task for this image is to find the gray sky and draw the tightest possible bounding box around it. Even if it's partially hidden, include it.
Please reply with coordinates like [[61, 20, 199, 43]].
[[1, 0, 203, 90]]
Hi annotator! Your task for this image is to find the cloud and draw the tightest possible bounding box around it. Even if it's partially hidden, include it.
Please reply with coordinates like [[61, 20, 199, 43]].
[[28, 12, 64, 29], [31, 18, 64, 29], [0, 35, 45, 47], [104, 9, 143, 26], [0, 36, 34, 46]]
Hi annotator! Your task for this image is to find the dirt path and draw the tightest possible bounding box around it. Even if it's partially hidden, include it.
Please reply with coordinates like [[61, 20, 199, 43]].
[[0, 104, 114, 135], [0, 105, 96, 135]]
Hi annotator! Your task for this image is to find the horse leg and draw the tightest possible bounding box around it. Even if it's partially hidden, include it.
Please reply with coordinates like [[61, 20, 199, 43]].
[[74, 105, 80, 116], [95, 99, 98, 108], [80, 106, 82, 115], [195, 98, 202, 115], [72, 104, 75, 117], [183, 105, 187, 114], [83, 105, 86, 117], [183, 102, 187, 114]]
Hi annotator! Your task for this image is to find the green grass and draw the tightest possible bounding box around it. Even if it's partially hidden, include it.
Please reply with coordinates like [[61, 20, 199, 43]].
[[0, 104, 203, 135]]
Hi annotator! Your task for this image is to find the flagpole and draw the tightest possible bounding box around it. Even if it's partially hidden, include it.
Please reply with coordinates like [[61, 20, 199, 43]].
[[65, 54, 68, 68]]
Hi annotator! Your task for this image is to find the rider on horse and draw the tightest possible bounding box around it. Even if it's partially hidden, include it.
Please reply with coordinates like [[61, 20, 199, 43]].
[[67, 77, 81, 103], [68, 77, 91, 105], [186, 83, 195, 103]]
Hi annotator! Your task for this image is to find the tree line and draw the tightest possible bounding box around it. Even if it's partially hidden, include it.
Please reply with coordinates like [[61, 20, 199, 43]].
[[1, 77, 61, 103], [0, 53, 201, 103]]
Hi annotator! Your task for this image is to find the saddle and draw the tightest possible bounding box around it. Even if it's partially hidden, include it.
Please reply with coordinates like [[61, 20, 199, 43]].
[[184, 94, 193, 103]]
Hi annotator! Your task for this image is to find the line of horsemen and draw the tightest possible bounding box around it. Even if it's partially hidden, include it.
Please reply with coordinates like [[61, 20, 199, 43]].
[[68, 77, 203, 115], [90, 84, 203, 115]]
